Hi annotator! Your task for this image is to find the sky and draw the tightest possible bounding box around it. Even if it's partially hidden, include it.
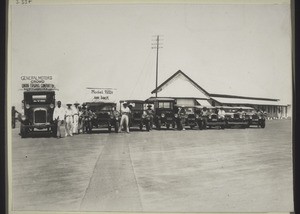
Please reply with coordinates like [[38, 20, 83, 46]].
[[10, 2, 292, 109]]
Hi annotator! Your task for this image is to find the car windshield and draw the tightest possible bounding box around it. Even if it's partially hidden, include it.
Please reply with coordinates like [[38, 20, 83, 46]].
[[130, 103, 143, 111], [157, 102, 173, 109], [25, 93, 54, 104], [185, 108, 194, 113], [89, 104, 114, 111]]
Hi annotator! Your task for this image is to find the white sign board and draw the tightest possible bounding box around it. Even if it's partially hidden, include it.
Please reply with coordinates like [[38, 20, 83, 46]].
[[20, 75, 57, 90], [86, 88, 117, 103]]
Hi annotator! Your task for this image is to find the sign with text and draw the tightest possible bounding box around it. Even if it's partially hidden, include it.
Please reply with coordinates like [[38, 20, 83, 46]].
[[86, 88, 117, 103], [20, 75, 57, 90]]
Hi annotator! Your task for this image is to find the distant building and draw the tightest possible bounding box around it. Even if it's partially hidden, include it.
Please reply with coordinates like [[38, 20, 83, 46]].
[[150, 70, 291, 119]]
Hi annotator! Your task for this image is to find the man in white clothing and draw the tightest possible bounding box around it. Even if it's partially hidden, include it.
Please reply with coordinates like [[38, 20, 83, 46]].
[[65, 104, 74, 137], [72, 102, 80, 134], [53, 101, 65, 139], [118, 102, 131, 133], [218, 107, 226, 118]]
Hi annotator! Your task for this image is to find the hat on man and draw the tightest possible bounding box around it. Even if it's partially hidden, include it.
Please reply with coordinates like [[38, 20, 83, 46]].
[[123, 102, 128, 105], [147, 104, 152, 108], [74, 101, 80, 106], [66, 103, 72, 107]]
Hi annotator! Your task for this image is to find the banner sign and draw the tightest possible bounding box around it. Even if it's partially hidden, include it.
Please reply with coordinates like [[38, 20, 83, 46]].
[[20, 75, 57, 90], [86, 87, 117, 103]]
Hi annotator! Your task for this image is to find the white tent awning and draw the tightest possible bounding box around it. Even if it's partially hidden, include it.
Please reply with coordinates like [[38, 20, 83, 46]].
[[196, 99, 212, 106]]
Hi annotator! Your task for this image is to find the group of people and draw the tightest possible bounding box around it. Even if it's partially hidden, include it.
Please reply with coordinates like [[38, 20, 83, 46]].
[[118, 102, 154, 133], [52, 101, 155, 138], [52, 101, 89, 138]]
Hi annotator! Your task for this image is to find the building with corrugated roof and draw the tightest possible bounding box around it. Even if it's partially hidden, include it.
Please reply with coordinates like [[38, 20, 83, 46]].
[[149, 70, 291, 119]]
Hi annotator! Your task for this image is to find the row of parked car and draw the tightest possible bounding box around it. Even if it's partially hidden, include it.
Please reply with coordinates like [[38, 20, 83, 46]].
[[18, 90, 266, 138]]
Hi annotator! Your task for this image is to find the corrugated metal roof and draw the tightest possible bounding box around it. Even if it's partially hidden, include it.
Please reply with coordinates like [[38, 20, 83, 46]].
[[212, 97, 287, 106]]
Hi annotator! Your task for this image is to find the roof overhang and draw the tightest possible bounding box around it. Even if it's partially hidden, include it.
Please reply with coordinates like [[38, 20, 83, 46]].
[[212, 97, 286, 106]]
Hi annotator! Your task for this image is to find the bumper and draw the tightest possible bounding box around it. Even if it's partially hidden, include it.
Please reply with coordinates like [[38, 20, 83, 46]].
[[21, 124, 55, 129], [227, 121, 249, 125], [207, 121, 226, 126]]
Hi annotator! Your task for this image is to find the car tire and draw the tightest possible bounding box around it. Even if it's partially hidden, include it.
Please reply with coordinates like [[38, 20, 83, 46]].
[[146, 122, 150, 131], [157, 120, 161, 130], [115, 122, 119, 133], [172, 122, 176, 129], [108, 126, 112, 133], [190, 125, 194, 129], [20, 124, 26, 138], [261, 121, 266, 128], [139, 123, 143, 131], [166, 124, 170, 129]]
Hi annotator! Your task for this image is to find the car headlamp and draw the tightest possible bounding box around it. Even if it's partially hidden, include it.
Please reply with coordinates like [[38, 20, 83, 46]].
[[174, 113, 178, 118], [161, 113, 165, 118], [209, 115, 211, 119], [110, 115, 114, 119], [21, 115, 26, 121], [249, 116, 252, 119], [25, 104, 30, 109], [195, 115, 199, 119], [107, 112, 111, 115], [50, 103, 54, 108], [142, 114, 146, 118]]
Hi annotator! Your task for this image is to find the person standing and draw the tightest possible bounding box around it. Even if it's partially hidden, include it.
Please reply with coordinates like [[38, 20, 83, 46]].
[[145, 104, 154, 129], [178, 106, 187, 130], [118, 102, 131, 133], [65, 104, 74, 137], [72, 102, 80, 134], [202, 107, 209, 129], [218, 107, 226, 119], [53, 101, 65, 139]]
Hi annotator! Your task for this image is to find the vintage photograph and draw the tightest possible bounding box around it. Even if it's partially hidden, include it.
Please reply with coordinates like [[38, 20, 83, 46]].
[[8, 0, 293, 213]]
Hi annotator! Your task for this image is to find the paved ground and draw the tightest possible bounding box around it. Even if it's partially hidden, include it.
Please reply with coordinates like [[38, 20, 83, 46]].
[[11, 120, 293, 212]]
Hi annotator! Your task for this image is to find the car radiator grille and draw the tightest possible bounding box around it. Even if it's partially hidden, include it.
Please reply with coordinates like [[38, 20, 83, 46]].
[[34, 110, 47, 123], [97, 113, 110, 119]]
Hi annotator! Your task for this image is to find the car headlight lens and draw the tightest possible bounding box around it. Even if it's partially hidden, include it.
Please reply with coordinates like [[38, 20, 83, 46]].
[[25, 104, 30, 109], [209, 115, 211, 119], [195, 115, 199, 119], [161, 113, 165, 118], [142, 114, 146, 118], [21, 115, 26, 121], [107, 112, 111, 115], [249, 116, 252, 119], [174, 113, 178, 118], [50, 103, 54, 108]]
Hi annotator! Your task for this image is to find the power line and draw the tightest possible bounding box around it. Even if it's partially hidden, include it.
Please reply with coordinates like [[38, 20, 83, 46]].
[[151, 35, 163, 97]]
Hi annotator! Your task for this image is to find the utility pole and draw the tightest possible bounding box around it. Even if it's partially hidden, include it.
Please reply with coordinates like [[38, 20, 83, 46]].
[[152, 35, 163, 97]]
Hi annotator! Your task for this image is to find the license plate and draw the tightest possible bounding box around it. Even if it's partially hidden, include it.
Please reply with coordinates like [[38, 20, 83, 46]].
[[212, 119, 217, 121]]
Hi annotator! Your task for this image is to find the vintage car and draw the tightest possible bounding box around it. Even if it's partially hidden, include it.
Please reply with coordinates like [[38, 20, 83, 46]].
[[175, 105, 203, 130], [146, 97, 176, 130], [85, 102, 119, 133], [243, 107, 266, 128], [19, 90, 56, 138], [201, 106, 226, 129], [120, 100, 151, 131], [224, 106, 250, 128]]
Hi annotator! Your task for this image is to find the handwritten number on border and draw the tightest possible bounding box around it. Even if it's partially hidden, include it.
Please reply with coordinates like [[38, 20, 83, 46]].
[[16, 0, 32, 4]]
